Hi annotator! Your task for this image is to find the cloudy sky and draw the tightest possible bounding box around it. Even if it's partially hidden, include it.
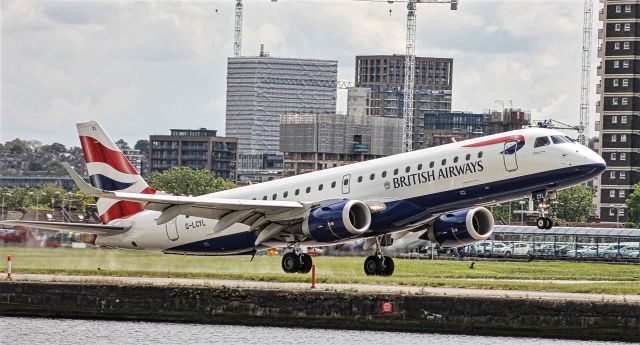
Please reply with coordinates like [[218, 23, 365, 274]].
[[1, 0, 596, 147]]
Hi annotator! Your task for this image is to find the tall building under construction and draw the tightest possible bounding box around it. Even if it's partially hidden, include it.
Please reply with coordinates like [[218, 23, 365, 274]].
[[596, 1, 640, 222]]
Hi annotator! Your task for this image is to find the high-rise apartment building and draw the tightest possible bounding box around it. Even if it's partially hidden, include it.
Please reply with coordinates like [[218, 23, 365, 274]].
[[225, 55, 338, 154], [596, 0, 640, 222], [149, 128, 238, 181]]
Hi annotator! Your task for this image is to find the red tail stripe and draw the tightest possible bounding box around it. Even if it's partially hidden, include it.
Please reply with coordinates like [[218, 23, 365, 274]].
[[463, 135, 525, 148], [99, 187, 156, 224], [80, 136, 139, 175]]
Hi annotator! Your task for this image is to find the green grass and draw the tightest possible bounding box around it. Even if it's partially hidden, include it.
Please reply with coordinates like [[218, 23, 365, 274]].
[[1, 247, 639, 295]]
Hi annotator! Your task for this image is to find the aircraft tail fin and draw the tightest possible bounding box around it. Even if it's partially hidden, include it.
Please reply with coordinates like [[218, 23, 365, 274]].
[[76, 120, 155, 224]]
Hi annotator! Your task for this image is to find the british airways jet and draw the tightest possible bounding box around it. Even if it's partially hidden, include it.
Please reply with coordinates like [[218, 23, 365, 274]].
[[2, 121, 606, 276]]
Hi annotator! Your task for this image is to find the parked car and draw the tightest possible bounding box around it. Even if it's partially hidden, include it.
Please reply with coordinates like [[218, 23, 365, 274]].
[[621, 246, 640, 259], [567, 245, 600, 258], [601, 244, 628, 259], [511, 243, 534, 256]]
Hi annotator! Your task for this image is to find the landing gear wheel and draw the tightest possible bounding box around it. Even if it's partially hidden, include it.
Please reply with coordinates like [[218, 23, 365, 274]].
[[298, 253, 313, 274], [282, 252, 300, 273], [536, 217, 546, 229], [364, 256, 380, 276], [544, 217, 554, 229], [380, 256, 395, 276]]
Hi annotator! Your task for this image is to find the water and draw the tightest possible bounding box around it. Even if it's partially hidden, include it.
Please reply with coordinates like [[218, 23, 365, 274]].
[[0, 317, 627, 345]]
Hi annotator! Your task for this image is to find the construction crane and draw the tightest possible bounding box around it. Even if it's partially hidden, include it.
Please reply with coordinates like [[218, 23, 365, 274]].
[[233, 0, 243, 57], [535, 119, 580, 132], [578, 0, 593, 145], [358, 0, 458, 152]]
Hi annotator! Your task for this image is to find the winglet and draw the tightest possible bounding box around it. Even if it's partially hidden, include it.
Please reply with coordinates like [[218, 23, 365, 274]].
[[62, 162, 112, 198]]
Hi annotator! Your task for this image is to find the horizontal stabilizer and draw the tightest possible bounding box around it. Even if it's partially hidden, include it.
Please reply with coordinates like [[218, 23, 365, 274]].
[[0, 220, 129, 235]]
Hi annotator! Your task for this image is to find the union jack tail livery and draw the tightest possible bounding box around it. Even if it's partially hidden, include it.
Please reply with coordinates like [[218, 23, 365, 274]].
[[77, 121, 155, 224]]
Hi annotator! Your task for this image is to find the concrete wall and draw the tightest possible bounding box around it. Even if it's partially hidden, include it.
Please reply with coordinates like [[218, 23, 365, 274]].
[[1, 282, 638, 342]]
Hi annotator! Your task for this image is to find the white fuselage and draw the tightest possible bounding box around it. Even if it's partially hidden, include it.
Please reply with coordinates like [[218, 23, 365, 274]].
[[96, 128, 605, 254]]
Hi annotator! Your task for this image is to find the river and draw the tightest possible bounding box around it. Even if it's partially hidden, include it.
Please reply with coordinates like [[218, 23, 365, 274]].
[[0, 317, 627, 345]]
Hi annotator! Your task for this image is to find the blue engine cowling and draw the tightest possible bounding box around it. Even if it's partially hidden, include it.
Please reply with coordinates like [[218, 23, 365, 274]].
[[427, 207, 494, 248], [302, 200, 372, 243]]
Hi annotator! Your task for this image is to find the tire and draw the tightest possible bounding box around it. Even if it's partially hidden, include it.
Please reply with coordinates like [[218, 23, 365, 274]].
[[603, 253, 610, 259], [536, 217, 546, 229], [364, 256, 379, 276], [504, 251, 512, 258], [544, 218, 553, 229], [298, 253, 313, 273], [281, 252, 299, 273], [381, 256, 395, 276]]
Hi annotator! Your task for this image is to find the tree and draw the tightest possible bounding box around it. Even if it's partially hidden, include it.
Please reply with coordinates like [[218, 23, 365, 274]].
[[148, 167, 236, 196], [27, 161, 44, 171], [588, 136, 599, 150], [115, 139, 130, 150], [134, 139, 149, 153], [626, 183, 640, 225], [553, 185, 595, 222], [4, 138, 29, 154], [489, 199, 527, 224], [41, 142, 67, 153], [46, 160, 67, 176]]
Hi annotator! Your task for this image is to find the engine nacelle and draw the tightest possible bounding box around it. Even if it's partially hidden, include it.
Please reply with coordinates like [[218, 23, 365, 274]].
[[428, 207, 494, 248], [302, 200, 371, 243]]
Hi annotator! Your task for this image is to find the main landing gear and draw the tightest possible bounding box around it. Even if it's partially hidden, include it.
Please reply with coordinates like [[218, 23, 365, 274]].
[[363, 236, 395, 276], [281, 251, 313, 274]]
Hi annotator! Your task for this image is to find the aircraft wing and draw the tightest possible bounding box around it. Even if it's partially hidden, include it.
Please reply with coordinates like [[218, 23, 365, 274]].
[[0, 220, 129, 235]]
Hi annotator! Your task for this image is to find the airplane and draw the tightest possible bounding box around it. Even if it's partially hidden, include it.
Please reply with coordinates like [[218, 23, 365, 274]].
[[1, 121, 606, 276]]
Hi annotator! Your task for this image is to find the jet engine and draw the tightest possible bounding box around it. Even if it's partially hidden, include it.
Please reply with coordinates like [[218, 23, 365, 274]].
[[302, 199, 371, 243], [427, 207, 494, 248]]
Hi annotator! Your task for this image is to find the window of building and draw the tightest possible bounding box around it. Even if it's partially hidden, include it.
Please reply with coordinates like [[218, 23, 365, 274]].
[[612, 115, 618, 123], [357, 176, 363, 183], [624, 42, 630, 50], [621, 115, 628, 124], [534, 136, 551, 148], [621, 134, 627, 142], [623, 78, 629, 87], [610, 190, 616, 198], [612, 134, 618, 142], [318, 184, 323, 191], [331, 181, 336, 188], [393, 168, 399, 175], [620, 153, 627, 160], [370, 173, 375, 180], [625, 23, 632, 31], [615, 23, 621, 31], [611, 171, 616, 179], [611, 152, 617, 160], [614, 60, 620, 68], [625, 4, 631, 12], [609, 208, 615, 216], [613, 97, 619, 105], [623, 60, 630, 68], [616, 5, 621, 13], [295, 189, 300, 196], [615, 42, 620, 50], [306, 187, 311, 193], [382, 171, 387, 178], [405, 166, 410, 173], [441, 159, 446, 166], [283, 191, 288, 198], [620, 190, 626, 198], [613, 79, 619, 87], [417, 163, 422, 170], [622, 98, 628, 105], [621, 171, 626, 179]]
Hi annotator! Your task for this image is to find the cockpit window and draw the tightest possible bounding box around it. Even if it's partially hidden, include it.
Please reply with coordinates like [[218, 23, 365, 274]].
[[551, 135, 572, 144], [534, 136, 551, 148]]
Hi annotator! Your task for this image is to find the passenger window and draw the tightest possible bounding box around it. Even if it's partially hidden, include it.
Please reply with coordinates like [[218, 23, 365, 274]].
[[453, 156, 459, 163], [534, 136, 551, 148], [393, 168, 399, 175], [283, 191, 288, 198], [262, 196, 267, 200], [429, 161, 434, 168], [252, 198, 256, 200], [405, 166, 410, 173], [357, 176, 363, 183], [295, 189, 300, 196], [306, 187, 311, 193], [370, 173, 375, 180], [466, 154, 471, 161], [478, 152, 483, 158], [331, 181, 336, 188], [441, 159, 446, 166], [318, 184, 323, 191], [272, 194, 277, 200], [343, 179, 349, 185], [418, 163, 423, 170], [382, 171, 387, 178]]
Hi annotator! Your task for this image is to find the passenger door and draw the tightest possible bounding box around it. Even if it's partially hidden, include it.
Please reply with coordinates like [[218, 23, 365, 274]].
[[165, 218, 179, 241], [503, 140, 518, 171]]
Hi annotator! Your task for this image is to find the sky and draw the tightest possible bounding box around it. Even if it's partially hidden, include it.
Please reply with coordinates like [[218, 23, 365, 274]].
[[1, 0, 596, 147]]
